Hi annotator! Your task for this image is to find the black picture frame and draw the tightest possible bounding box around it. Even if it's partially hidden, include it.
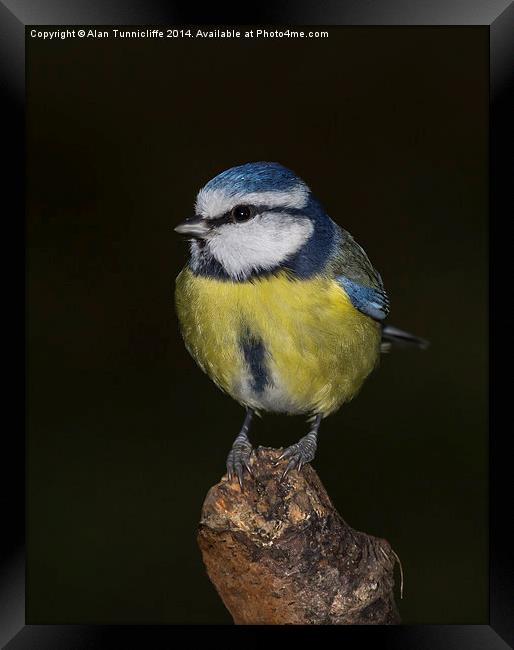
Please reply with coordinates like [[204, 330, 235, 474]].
[[1, 1, 512, 647]]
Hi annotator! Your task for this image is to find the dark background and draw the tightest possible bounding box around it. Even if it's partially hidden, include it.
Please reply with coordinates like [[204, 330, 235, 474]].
[[27, 27, 488, 624]]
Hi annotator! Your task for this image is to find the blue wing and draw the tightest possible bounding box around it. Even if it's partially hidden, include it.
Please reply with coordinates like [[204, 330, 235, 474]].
[[336, 275, 390, 321]]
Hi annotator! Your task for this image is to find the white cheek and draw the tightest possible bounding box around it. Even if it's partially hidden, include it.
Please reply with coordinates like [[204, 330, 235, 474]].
[[207, 215, 314, 279]]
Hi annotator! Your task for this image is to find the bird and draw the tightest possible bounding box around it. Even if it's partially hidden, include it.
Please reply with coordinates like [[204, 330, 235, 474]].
[[174, 161, 428, 486]]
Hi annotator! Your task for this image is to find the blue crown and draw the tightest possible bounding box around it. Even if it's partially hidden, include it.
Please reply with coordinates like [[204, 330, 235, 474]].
[[203, 162, 306, 196]]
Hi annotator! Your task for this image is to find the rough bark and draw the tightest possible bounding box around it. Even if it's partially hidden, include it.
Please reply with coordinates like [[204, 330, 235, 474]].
[[197, 446, 401, 625]]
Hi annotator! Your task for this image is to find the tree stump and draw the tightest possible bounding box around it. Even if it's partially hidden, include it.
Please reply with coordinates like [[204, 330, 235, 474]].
[[197, 446, 401, 625]]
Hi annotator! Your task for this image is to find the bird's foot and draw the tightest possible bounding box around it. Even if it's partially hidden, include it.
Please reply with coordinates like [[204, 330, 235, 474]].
[[226, 435, 253, 489], [277, 432, 318, 480]]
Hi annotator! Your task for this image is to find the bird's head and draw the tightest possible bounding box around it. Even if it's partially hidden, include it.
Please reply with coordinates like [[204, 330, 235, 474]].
[[175, 162, 336, 281]]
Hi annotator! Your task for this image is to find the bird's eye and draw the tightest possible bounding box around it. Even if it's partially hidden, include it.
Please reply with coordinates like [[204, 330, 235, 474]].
[[231, 205, 253, 223]]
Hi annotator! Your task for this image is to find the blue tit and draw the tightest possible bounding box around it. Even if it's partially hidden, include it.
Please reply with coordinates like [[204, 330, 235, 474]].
[[174, 162, 428, 485]]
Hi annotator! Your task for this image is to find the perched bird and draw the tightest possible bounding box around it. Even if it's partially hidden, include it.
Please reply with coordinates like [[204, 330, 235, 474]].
[[174, 162, 427, 485]]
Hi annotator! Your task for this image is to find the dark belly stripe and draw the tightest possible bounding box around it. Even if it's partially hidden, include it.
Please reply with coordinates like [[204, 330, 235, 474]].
[[240, 330, 269, 393]]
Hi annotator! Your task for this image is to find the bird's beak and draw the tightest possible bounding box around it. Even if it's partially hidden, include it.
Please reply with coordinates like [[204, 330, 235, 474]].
[[174, 216, 211, 239]]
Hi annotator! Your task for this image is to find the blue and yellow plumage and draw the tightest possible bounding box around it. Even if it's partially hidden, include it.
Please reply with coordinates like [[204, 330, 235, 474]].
[[174, 162, 427, 484]]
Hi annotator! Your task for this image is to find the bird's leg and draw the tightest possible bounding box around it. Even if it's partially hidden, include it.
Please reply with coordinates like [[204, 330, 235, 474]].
[[226, 408, 254, 488], [278, 414, 322, 479]]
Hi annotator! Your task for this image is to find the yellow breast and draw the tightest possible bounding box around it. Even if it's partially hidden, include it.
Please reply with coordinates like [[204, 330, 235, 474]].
[[175, 268, 381, 417]]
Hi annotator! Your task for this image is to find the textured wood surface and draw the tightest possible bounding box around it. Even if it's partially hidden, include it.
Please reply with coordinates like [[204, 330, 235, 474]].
[[198, 447, 401, 625]]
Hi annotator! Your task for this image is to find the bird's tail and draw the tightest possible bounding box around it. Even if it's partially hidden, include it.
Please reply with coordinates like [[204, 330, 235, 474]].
[[381, 324, 429, 353]]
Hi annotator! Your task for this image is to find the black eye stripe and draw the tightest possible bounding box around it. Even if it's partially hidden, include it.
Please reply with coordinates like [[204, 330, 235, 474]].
[[203, 213, 233, 226], [201, 204, 306, 226]]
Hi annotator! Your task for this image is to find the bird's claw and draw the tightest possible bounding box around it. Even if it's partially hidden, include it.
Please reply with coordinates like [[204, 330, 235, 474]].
[[277, 435, 317, 480], [281, 458, 298, 481], [226, 441, 253, 489], [278, 445, 299, 461]]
